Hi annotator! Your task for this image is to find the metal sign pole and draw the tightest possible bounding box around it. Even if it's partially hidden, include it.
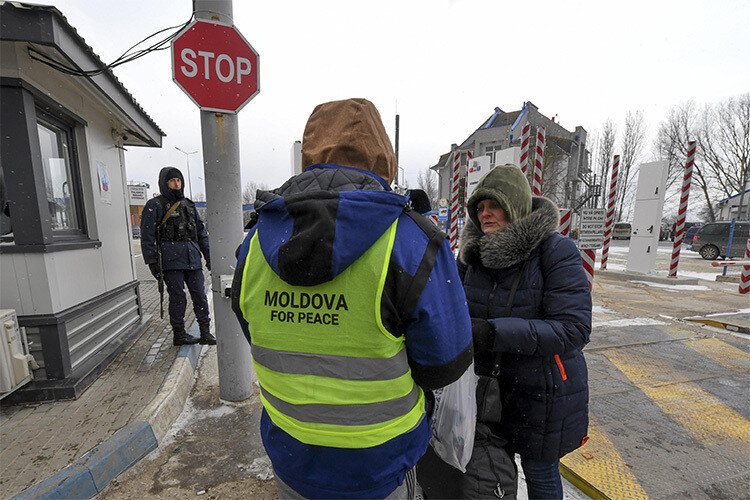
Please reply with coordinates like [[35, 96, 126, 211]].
[[194, 0, 254, 402]]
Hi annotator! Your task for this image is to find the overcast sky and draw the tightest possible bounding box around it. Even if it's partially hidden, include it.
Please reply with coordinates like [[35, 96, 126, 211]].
[[48, 0, 750, 198]]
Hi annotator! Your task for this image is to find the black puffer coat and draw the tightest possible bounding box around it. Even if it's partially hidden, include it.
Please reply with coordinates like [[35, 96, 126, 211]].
[[457, 197, 591, 461], [140, 167, 210, 271]]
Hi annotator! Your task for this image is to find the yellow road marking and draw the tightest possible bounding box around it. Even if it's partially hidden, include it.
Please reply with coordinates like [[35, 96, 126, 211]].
[[605, 347, 750, 447], [683, 337, 750, 374], [561, 417, 649, 500]]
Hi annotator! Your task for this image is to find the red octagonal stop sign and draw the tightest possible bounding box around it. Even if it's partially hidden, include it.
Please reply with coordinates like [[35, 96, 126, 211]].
[[171, 20, 259, 113]]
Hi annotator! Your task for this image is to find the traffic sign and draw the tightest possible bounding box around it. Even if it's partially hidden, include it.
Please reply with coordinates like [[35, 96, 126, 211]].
[[438, 206, 448, 221], [578, 208, 606, 250], [171, 20, 259, 113], [438, 198, 448, 208]]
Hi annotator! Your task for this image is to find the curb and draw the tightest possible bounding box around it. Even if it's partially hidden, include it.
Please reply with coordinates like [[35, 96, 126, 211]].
[[597, 269, 700, 285], [14, 322, 206, 499], [684, 318, 750, 335], [559, 462, 612, 500]]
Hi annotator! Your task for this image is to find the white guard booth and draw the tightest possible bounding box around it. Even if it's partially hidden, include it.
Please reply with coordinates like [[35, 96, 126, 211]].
[[0, 3, 164, 401], [626, 161, 669, 274]]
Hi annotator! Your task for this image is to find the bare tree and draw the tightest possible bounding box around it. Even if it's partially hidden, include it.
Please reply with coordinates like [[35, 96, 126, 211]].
[[655, 102, 717, 221], [616, 111, 646, 221], [539, 141, 569, 206], [596, 120, 616, 207], [416, 167, 438, 208], [242, 180, 268, 205], [697, 94, 750, 206]]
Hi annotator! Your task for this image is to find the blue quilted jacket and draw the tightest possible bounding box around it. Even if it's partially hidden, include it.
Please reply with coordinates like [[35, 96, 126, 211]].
[[457, 196, 591, 461]]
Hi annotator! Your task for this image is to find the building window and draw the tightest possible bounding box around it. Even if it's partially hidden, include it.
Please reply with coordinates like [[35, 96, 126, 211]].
[[36, 113, 83, 233]]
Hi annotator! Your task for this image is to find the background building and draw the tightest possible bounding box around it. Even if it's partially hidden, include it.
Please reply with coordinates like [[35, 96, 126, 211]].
[[0, 3, 164, 401], [431, 101, 597, 211], [716, 189, 750, 221]]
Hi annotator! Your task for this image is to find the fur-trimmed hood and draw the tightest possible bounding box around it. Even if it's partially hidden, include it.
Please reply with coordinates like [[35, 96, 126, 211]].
[[458, 196, 560, 269]]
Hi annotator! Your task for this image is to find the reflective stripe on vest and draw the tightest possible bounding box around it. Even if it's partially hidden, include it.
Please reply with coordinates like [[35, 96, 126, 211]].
[[239, 219, 426, 448]]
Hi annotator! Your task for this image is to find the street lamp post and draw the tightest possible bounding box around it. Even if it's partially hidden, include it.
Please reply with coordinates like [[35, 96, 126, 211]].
[[175, 147, 198, 199]]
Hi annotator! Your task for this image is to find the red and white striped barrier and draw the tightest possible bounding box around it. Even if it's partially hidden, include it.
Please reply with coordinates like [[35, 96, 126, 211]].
[[580, 248, 596, 290], [740, 233, 750, 294], [600, 155, 620, 270], [532, 126, 546, 196], [710, 260, 750, 267], [520, 123, 531, 174], [558, 209, 572, 236], [669, 141, 696, 277], [449, 150, 461, 251], [429, 214, 439, 227]]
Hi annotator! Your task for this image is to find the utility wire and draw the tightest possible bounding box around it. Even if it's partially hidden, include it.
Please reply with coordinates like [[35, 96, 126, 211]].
[[28, 15, 194, 78]]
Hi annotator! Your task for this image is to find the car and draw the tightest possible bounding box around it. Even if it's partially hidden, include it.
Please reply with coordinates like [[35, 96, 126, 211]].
[[612, 222, 632, 240], [131, 225, 141, 239], [691, 221, 750, 260], [683, 224, 701, 245]]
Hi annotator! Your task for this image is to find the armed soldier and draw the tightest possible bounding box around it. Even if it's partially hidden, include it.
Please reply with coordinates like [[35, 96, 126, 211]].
[[141, 167, 215, 346]]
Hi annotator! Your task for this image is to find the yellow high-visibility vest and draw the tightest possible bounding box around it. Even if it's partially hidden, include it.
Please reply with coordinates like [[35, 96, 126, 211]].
[[239, 219, 426, 448]]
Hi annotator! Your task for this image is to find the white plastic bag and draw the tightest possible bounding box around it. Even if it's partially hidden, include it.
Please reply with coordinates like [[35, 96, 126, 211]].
[[429, 363, 478, 472]]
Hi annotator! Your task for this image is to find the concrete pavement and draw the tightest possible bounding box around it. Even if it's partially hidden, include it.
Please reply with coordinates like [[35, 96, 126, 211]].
[[0, 268, 208, 498]]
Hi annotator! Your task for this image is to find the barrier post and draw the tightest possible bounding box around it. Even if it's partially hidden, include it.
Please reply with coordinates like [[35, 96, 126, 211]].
[[532, 126, 546, 195], [668, 141, 696, 277], [740, 233, 750, 294], [600, 155, 620, 270], [449, 149, 461, 252], [581, 249, 596, 290], [558, 209, 572, 236], [520, 123, 531, 174]]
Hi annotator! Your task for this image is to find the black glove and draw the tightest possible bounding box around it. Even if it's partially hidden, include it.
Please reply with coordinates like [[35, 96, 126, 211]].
[[471, 318, 495, 355], [148, 263, 161, 280], [205, 260, 211, 271]]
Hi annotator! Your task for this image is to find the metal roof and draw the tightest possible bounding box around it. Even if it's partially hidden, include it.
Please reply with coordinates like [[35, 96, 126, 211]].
[[0, 1, 165, 146]]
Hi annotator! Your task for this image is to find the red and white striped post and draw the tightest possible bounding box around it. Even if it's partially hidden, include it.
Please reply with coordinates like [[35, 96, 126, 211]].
[[600, 155, 620, 270], [740, 233, 750, 294], [448, 150, 461, 252], [464, 150, 474, 218], [558, 209, 572, 236], [581, 249, 596, 290], [520, 123, 531, 174], [532, 126, 546, 196], [669, 141, 696, 277]]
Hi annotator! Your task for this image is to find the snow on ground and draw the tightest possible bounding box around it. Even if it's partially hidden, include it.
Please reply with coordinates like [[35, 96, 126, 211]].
[[702, 308, 750, 317], [593, 317, 668, 328], [629, 280, 711, 291], [592, 305, 616, 315]]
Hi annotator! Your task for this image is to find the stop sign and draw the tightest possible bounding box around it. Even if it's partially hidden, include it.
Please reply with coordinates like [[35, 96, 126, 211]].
[[171, 20, 259, 113]]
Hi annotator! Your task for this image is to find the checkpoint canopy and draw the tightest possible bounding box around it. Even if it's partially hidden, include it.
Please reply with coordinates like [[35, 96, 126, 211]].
[[171, 20, 259, 113], [578, 208, 606, 250]]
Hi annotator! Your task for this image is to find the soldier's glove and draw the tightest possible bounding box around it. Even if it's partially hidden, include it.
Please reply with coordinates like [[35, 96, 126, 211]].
[[148, 263, 161, 280]]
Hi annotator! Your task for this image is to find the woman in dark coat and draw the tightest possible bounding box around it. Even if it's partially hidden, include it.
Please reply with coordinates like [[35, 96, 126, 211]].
[[457, 165, 591, 499]]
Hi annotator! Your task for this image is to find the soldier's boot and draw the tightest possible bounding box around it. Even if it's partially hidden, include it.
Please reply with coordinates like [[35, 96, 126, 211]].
[[199, 322, 216, 345], [173, 325, 199, 346]]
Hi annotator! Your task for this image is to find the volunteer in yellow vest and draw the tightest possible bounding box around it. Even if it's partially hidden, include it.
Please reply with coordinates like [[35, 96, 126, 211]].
[[232, 98, 472, 499]]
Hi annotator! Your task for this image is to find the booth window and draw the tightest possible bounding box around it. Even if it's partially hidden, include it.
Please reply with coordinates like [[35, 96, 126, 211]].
[[36, 111, 84, 235]]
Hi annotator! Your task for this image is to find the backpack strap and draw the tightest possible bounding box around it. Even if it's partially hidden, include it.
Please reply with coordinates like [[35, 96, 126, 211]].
[[397, 208, 448, 323]]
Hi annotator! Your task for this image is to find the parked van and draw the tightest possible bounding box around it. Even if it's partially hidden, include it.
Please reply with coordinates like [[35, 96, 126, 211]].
[[691, 221, 750, 260], [613, 222, 632, 240]]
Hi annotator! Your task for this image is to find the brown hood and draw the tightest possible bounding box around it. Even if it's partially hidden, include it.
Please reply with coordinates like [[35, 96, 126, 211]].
[[301, 98, 397, 184]]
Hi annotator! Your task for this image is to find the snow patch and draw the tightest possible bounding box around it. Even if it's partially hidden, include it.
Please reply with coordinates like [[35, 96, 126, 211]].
[[247, 457, 275, 481], [630, 280, 711, 291], [593, 318, 668, 328], [702, 308, 750, 317], [592, 305, 616, 314]]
